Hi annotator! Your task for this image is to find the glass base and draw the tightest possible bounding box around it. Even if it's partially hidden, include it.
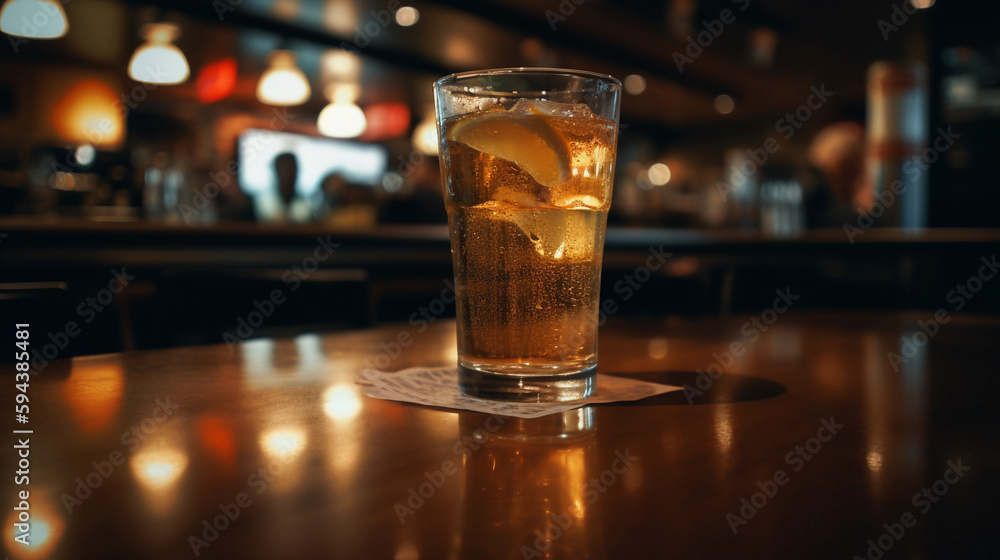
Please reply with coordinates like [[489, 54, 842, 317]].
[[458, 364, 596, 402]]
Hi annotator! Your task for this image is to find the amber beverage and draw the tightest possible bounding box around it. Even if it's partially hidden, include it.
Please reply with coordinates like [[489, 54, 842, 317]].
[[434, 69, 621, 401]]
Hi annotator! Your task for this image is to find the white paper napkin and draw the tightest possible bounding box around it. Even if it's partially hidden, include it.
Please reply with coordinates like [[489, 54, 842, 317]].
[[357, 366, 681, 419]]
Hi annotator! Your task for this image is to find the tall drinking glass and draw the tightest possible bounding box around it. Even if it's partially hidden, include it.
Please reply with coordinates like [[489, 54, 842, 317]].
[[434, 68, 621, 401]]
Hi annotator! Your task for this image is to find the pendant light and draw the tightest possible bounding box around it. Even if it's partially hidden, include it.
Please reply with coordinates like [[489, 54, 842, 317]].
[[318, 82, 366, 139], [256, 49, 311, 106], [0, 0, 68, 39], [128, 22, 190, 85]]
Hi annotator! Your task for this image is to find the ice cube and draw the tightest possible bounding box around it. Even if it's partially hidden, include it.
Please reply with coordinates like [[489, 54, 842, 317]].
[[550, 194, 602, 209], [510, 208, 599, 262], [492, 186, 539, 208], [509, 98, 596, 119]]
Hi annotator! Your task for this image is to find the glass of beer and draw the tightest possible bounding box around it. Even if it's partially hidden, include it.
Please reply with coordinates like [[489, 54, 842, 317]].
[[433, 68, 621, 401]]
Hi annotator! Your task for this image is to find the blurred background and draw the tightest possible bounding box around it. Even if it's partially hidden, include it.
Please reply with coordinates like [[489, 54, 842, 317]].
[[1, 0, 998, 359]]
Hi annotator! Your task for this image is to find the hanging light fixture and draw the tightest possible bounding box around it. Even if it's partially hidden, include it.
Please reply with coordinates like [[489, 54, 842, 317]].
[[128, 22, 189, 85], [318, 101, 366, 139], [0, 0, 68, 39], [318, 82, 366, 138], [257, 49, 311, 106]]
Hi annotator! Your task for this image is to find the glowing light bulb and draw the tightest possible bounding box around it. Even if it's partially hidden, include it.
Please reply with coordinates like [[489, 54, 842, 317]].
[[257, 49, 311, 106], [0, 0, 68, 39], [318, 101, 366, 138], [128, 23, 189, 85]]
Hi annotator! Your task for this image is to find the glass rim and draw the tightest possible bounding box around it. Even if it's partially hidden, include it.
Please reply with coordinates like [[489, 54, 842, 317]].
[[434, 67, 622, 90]]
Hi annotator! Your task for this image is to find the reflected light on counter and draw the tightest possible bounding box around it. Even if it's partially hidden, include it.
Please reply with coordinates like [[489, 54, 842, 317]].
[[62, 361, 123, 434], [4, 498, 63, 559], [867, 450, 883, 472], [257, 49, 311, 106], [647, 163, 671, 186], [260, 427, 306, 461], [0, 0, 68, 39], [131, 447, 189, 491], [52, 79, 125, 147], [395, 5, 419, 26], [295, 333, 326, 378], [198, 415, 236, 468], [714, 406, 734, 450], [764, 326, 802, 361], [395, 541, 420, 560], [242, 338, 275, 381], [326, 426, 359, 477], [318, 101, 367, 138], [128, 22, 189, 85], [323, 384, 362, 421]]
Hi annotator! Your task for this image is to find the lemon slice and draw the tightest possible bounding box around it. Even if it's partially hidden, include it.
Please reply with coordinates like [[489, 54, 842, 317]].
[[449, 112, 570, 188]]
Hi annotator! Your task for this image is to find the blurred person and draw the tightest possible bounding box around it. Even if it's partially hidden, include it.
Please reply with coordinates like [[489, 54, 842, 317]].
[[269, 152, 313, 223], [801, 122, 870, 227]]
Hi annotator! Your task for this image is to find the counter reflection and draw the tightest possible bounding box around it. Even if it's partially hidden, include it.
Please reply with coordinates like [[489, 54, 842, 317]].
[[4, 495, 64, 560], [130, 445, 189, 513], [456, 408, 603, 559], [62, 360, 123, 435]]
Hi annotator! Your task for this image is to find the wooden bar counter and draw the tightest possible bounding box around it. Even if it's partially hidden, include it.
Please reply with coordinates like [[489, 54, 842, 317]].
[[4, 311, 997, 559]]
